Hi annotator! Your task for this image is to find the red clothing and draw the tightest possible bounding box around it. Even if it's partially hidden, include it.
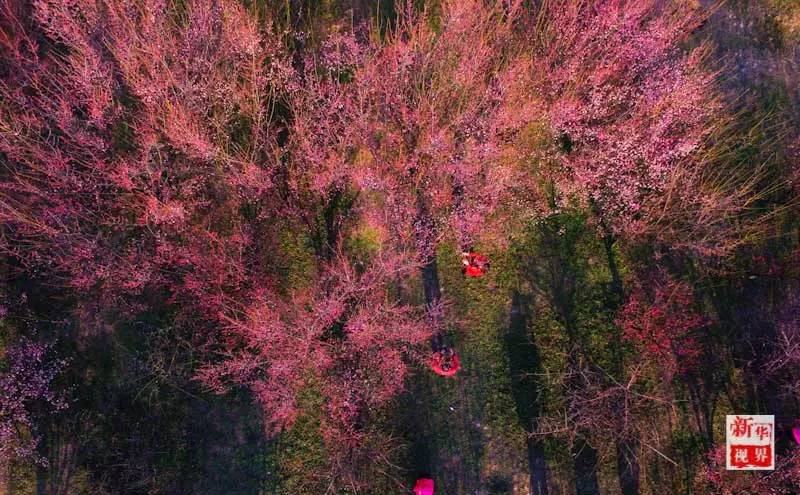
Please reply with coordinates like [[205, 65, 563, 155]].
[[465, 264, 485, 277], [471, 253, 488, 265], [430, 351, 461, 376], [413, 478, 434, 495], [462, 252, 489, 277]]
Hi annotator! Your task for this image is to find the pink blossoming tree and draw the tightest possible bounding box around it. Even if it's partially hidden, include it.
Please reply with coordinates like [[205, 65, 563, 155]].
[[2, 0, 794, 492], [618, 270, 707, 380], [0, 339, 66, 462]]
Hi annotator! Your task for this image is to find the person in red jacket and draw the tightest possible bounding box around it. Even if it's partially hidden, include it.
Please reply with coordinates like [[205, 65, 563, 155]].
[[413, 477, 434, 495], [430, 346, 460, 376], [461, 251, 490, 278]]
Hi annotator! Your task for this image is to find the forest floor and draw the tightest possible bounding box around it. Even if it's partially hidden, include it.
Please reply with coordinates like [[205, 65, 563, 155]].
[[399, 247, 553, 495]]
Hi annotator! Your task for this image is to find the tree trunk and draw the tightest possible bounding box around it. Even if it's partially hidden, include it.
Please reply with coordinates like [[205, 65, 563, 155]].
[[421, 258, 441, 307], [572, 437, 601, 495], [601, 231, 623, 303], [602, 231, 641, 495], [413, 211, 441, 475], [415, 194, 444, 351], [617, 439, 640, 495], [410, 257, 439, 476], [564, 347, 600, 495], [527, 436, 549, 495], [421, 258, 444, 351], [35, 465, 46, 495], [506, 291, 550, 495]]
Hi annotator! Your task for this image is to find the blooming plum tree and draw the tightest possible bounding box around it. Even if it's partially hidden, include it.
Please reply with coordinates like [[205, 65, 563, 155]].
[[618, 270, 707, 380], [0, 339, 66, 462], [493, 0, 775, 259], [0, 0, 288, 308], [346, 0, 527, 258], [1, 2, 431, 486], [2, 0, 795, 492]]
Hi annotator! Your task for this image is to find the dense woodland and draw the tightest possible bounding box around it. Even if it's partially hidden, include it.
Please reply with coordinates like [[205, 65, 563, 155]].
[[1, 0, 799, 493]]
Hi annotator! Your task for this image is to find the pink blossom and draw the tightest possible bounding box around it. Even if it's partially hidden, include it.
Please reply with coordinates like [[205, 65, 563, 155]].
[[0, 339, 66, 462]]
